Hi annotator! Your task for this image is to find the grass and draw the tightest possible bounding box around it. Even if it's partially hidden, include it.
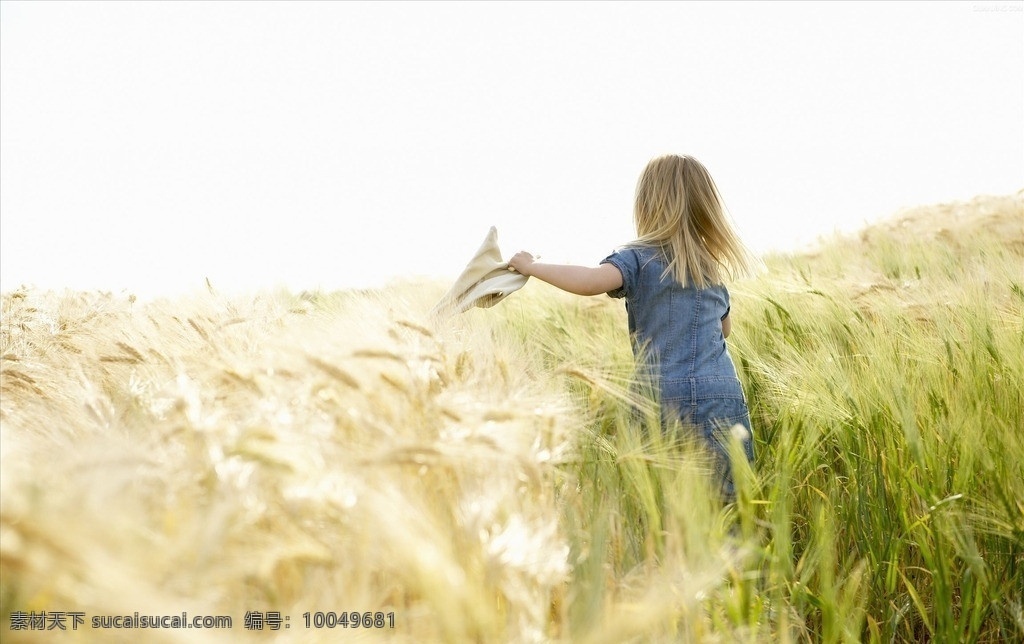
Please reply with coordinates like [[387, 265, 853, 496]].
[[1, 191, 1022, 642]]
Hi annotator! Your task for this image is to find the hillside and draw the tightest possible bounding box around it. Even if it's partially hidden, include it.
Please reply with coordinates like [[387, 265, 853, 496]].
[[1, 191, 1022, 642]]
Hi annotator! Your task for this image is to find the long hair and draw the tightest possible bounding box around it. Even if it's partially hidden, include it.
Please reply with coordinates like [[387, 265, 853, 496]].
[[632, 154, 758, 289]]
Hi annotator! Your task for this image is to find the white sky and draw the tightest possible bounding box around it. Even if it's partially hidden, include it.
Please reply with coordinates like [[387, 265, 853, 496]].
[[2, 1, 1022, 299]]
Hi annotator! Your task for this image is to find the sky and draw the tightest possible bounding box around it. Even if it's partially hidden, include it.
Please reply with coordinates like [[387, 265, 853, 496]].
[[1, 1, 1022, 300]]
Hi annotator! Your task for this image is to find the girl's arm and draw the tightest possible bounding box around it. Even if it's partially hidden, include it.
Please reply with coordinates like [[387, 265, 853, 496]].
[[722, 313, 732, 339], [509, 252, 623, 296]]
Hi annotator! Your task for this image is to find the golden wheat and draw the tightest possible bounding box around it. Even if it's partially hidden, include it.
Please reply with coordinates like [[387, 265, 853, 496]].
[[1, 191, 1021, 642]]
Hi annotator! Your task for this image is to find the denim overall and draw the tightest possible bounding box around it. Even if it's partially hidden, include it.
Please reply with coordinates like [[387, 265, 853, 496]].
[[601, 245, 754, 499]]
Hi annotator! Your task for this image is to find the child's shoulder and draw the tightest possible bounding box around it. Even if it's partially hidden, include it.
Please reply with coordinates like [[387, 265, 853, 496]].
[[605, 242, 663, 261], [602, 243, 659, 273]]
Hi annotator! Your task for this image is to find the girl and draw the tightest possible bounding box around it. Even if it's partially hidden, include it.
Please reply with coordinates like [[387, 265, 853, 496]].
[[509, 154, 758, 500]]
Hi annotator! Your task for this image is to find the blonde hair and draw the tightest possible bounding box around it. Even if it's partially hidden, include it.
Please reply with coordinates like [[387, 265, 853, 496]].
[[632, 154, 757, 289]]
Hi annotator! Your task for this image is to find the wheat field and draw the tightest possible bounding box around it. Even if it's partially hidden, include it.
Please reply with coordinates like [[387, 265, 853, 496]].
[[1, 192, 1022, 643]]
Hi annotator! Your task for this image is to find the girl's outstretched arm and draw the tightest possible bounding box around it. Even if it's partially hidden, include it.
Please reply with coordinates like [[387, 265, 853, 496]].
[[509, 251, 623, 296]]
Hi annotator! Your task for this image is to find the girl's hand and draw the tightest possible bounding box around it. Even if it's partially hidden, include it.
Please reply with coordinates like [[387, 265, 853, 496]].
[[508, 251, 536, 276]]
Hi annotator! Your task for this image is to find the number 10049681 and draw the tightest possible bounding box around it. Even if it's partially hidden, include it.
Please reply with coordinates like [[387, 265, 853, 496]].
[[302, 611, 394, 629]]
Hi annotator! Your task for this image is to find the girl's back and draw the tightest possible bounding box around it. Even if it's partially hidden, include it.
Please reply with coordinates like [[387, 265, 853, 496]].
[[602, 244, 734, 382], [602, 243, 753, 499]]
